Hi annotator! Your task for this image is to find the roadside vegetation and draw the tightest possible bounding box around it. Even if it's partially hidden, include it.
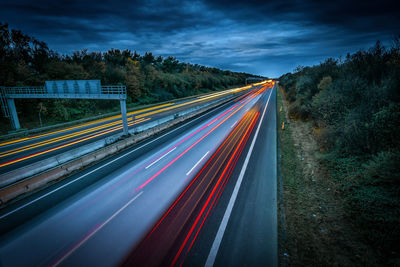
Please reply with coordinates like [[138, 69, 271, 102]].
[[278, 40, 400, 265], [0, 23, 255, 133]]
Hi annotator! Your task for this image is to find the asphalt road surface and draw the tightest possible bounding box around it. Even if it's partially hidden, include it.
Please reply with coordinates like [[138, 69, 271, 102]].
[[0, 82, 276, 266]]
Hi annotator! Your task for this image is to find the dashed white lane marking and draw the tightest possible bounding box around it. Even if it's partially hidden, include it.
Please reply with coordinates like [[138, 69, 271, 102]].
[[145, 147, 177, 169], [186, 151, 210, 176]]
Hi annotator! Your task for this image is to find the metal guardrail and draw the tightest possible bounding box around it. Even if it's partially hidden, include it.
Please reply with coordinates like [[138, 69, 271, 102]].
[[101, 86, 126, 95], [4, 86, 47, 95], [3, 86, 126, 97]]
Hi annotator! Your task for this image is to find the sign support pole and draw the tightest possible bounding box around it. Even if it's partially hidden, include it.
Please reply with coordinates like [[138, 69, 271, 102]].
[[120, 99, 129, 136], [7, 98, 20, 130]]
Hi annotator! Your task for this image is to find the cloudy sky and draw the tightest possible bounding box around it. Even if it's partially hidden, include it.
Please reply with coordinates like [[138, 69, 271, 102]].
[[1, 0, 399, 77]]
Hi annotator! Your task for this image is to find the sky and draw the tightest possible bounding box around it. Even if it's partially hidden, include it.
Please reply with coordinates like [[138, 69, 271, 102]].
[[1, 0, 399, 77]]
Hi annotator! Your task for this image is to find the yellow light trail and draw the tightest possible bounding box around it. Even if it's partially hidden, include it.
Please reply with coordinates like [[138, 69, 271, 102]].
[[0, 117, 149, 158], [0, 118, 151, 168], [0, 84, 257, 165], [134, 86, 252, 119], [0, 103, 174, 147]]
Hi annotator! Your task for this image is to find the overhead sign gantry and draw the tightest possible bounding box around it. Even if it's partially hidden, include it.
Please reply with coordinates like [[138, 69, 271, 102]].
[[0, 80, 129, 135]]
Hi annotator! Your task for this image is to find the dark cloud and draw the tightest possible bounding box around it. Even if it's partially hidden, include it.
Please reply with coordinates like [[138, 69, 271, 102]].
[[0, 0, 399, 77], [203, 0, 400, 32]]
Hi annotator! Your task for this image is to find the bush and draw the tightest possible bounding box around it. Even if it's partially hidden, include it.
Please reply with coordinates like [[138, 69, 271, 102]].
[[288, 98, 311, 120], [317, 76, 332, 91], [347, 151, 400, 253]]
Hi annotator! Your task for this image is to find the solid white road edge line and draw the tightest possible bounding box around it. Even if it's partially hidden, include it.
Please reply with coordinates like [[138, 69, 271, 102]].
[[0, 100, 230, 220], [205, 87, 273, 267], [53, 191, 143, 266], [145, 147, 176, 169], [186, 151, 209, 176]]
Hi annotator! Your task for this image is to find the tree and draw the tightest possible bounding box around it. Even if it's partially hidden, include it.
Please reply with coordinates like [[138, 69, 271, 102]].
[[125, 58, 142, 101], [143, 52, 155, 65]]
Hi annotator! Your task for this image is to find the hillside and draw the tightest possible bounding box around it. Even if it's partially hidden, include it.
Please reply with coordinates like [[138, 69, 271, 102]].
[[279, 40, 400, 265]]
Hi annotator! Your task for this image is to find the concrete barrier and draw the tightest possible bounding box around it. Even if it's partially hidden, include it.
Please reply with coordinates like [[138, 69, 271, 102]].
[[0, 133, 123, 189], [0, 94, 236, 205]]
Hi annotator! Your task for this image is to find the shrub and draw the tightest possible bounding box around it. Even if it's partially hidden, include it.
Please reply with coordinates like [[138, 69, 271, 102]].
[[288, 98, 311, 120], [317, 76, 332, 91]]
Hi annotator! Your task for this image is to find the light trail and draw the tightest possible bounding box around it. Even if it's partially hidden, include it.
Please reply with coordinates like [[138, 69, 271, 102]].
[[52, 191, 144, 267], [0, 117, 151, 168], [0, 118, 148, 158], [0, 103, 174, 147]]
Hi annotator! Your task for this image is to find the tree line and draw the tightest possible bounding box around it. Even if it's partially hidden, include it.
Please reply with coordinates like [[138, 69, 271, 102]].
[[0, 23, 255, 131], [279, 39, 400, 263]]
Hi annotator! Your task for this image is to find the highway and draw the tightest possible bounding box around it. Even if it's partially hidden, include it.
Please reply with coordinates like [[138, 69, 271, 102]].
[[0, 82, 276, 266], [0, 86, 250, 174]]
